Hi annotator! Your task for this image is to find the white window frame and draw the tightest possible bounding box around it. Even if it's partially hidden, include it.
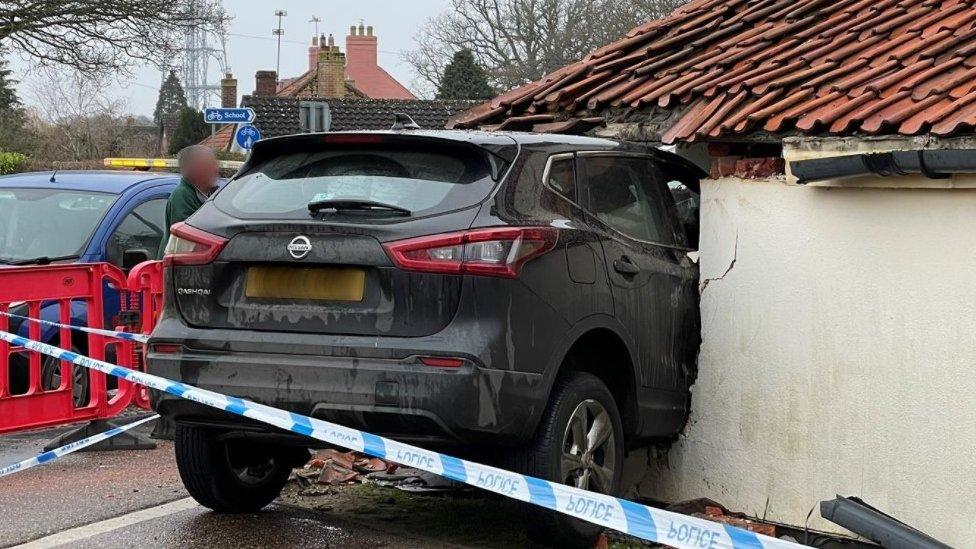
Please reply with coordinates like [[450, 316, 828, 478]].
[[299, 101, 331, 133]]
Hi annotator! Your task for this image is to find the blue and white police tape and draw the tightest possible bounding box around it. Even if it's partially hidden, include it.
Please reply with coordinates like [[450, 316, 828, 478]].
[[0, 311, 149, 344], [0, 414, 158, 478], [0, 330, 801, 549]]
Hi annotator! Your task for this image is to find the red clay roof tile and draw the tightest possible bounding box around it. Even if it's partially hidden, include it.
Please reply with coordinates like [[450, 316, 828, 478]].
[[700, 91, 748, 136], [721, 88, 784, 129], [453, 0, 976, 141], [199, 124, 235, 152], [931, 96, 976, 133]]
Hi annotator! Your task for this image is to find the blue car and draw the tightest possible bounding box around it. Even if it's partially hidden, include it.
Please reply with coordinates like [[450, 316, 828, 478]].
[[1, 171, 180, 406]]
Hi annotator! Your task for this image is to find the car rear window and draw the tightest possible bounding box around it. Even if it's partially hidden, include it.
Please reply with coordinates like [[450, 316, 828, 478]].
[[215, 145, 495, 219]]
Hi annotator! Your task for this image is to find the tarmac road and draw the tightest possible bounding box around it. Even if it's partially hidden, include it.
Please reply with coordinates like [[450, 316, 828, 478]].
[[0, 418, 456, 549]]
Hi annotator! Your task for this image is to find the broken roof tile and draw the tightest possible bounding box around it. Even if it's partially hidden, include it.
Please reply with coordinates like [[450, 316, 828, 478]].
[[721, 89, 784, 129], [451, 0, 976, 142]]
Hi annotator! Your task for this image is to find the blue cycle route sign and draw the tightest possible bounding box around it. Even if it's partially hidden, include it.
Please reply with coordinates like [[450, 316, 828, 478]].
[[204, 107, 256, 124], [235, 125, 262, 150]]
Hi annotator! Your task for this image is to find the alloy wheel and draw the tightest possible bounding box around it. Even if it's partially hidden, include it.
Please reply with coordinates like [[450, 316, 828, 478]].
[[560, 399, 616, 493]]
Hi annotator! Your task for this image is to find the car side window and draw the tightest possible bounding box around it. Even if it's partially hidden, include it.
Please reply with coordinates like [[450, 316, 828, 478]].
[[667, 179, 699, 248], [579, 156, 675, 245], [546, 156, 576, 200], [106, 199, 168, 267]]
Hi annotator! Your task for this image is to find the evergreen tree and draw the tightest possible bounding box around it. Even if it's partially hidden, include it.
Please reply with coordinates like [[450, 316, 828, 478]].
[[436, 49, 494, 100], [0, 51, 28, 153], [154, 70, 188, 125], [168, 107, 209, 154], [0, 56, 19, 112]]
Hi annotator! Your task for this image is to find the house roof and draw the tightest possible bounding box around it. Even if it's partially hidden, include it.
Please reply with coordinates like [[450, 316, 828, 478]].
[[244, 96, 481, 135], [200, 125, 235, 151], [346, 64, 416, 100], [449, 0, 976, 143], [242, 95, 300, 139], [275, 69, 368, 99], [326, 99, 481, 131]]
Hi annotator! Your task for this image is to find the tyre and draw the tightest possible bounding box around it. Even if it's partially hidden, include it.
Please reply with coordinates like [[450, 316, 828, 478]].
[[41, 348, 89, 408], [518, 372, 625, 549], [174, 424, 302, 512]]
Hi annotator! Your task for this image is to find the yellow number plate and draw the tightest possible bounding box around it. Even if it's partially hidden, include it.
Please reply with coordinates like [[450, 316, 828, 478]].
[[245, 266, 365, 302]]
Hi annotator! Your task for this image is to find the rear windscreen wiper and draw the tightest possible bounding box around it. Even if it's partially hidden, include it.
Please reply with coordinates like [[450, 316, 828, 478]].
[[308, 199, 411, 217], [9, 254, 81, 266]]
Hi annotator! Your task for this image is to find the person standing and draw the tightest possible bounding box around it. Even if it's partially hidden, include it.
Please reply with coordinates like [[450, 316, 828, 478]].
[[166, 145, 220, 231]]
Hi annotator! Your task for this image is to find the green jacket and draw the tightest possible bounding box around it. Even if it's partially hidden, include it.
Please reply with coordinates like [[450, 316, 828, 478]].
[[165, 178, 205, 232], [166, 179, 203, 227]]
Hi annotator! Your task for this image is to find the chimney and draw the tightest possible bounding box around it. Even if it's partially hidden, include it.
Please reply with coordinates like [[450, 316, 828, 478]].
[[220, 73, 237, 108], [308, 35, 321, 72], [315, 35, 346, 98], [346, 21, 378, 72], [254, 70, 278, 96]]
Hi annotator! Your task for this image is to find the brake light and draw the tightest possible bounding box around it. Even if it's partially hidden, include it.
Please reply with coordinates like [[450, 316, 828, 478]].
[[163, 222, 228, 266], [322, 134, 384, 145], [384, 227, 558, 278]]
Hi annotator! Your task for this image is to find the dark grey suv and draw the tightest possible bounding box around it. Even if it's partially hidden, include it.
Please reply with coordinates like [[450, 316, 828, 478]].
[[148, 130, 702, 547]]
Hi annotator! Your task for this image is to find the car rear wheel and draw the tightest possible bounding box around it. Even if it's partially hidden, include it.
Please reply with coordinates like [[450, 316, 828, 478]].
[[174, 424, 302, 513], [517, 372, 624, 549]]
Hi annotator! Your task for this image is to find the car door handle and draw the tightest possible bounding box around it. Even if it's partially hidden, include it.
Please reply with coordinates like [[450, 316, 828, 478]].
[[613, 257, 640, 275]]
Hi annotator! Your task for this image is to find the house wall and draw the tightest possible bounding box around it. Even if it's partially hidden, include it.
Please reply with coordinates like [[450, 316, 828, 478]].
[[636, 140, 976, 545]]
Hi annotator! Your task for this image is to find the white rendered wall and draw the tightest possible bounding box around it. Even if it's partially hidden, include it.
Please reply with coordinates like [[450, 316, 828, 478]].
[[635, 159, 976, 544]]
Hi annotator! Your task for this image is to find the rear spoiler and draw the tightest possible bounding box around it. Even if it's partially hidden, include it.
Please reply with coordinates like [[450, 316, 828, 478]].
[[239, 132, 519, 181], [790, 149, 976, 184]]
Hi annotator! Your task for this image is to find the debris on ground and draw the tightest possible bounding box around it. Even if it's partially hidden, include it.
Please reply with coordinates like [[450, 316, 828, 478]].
[[291, 462, 782, 547], [294, 448, 468, 496], [294, 449, 397, 495], [821, 495, 952, 549], [366, 468, 468, 493], [666, 498, 777, 536]]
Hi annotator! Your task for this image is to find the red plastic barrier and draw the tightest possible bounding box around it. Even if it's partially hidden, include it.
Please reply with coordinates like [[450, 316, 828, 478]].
[[123, 260, 163, 410], [0, 263, 155, 433], [126, 260, 164, 336]]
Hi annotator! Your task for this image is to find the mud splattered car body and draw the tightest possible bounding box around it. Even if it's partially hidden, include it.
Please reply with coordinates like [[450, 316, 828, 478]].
[[148, 130, 702, 545]]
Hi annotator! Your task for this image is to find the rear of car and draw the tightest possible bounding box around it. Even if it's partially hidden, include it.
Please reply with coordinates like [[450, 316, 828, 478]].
[[149, 132, 558, 438], [147, 131, 701, 548]]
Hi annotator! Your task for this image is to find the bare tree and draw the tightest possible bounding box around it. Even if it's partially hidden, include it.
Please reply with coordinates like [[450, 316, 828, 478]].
[[0, 1, 227, 75], [28, 68, 136, 161], [406, 0, 685, 96]]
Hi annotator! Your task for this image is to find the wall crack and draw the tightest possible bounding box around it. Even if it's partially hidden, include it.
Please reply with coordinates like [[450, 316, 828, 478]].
[[699, 233, 738, 295]]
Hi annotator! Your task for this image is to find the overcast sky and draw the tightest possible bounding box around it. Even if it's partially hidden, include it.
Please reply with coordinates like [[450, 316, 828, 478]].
[[12, 0, 450, 117]]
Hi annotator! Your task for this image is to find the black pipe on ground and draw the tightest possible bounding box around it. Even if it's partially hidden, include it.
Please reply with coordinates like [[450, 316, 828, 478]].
[[819, 496, 952, 549]]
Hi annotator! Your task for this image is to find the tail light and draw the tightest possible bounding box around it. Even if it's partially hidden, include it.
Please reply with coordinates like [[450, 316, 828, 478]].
[[384, 227, 558, 278], [163, 222, 228, 267]]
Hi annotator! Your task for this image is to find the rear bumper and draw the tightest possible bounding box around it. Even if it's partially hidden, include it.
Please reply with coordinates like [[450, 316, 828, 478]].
[[147, 321, 547, 445]]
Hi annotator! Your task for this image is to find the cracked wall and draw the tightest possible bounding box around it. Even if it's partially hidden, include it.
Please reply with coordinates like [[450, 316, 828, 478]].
[[634, 171, 976, 546]]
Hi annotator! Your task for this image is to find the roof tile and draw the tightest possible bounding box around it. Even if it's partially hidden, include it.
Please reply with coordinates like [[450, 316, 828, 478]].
[[931, 96, 976, 133], [453, 0, 976, 141], [242, 95, 480, 135]]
